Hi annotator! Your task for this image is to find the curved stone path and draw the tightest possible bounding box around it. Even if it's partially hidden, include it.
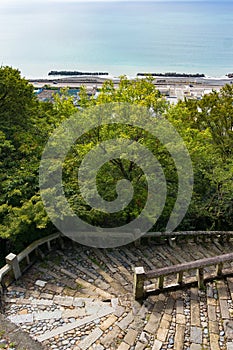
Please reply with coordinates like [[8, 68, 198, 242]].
[[2, 238, 233, 350]]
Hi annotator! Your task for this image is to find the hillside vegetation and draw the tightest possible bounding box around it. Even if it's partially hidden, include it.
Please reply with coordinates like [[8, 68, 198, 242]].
[[0, 67, 232, 263]]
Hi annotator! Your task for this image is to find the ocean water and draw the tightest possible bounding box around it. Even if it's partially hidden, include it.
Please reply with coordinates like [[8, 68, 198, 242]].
[[0, 0, 233, 78]]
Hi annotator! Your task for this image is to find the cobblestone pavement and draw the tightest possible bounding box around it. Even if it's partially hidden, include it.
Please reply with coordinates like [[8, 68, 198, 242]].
[[3, 239, 233, 350]]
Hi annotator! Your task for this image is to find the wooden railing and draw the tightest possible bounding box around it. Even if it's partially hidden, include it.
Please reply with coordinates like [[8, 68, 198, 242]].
[[0, 233, 62, 291], [1, 230, 232, 299], [133, 252, 233, 299], [139, 231, 233, 247]]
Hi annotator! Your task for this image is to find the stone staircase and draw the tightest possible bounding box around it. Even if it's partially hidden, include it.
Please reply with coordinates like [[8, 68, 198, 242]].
[[2, 239, 233, 350]]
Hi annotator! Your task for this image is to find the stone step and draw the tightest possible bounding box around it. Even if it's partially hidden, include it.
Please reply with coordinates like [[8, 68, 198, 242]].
[[3, 241, 233, 350], [104, 250, 133, 283], [123, 247, 139, 263], [75, 327, 103, 350], [92, 248, 117, 274], [158, 246, 181, 265], [114, 250, 135, 269], [36, 306, 115, 342]]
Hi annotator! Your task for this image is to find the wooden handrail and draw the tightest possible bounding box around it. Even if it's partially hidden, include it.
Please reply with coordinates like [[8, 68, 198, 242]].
[[145, 252, 233, 279], [134, 252, 233, 299]]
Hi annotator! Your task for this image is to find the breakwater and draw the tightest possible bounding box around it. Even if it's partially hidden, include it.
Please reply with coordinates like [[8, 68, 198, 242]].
[[48, 71, 109, 76]]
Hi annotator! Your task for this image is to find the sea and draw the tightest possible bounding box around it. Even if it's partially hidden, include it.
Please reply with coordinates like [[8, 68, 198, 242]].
[[0, 0, 233, 79]]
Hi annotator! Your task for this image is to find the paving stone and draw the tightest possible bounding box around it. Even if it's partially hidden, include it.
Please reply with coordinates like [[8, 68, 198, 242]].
[[209, 321, 219, 334], [39, 293, 54, 299], [37, 306, 114, 342], [15, 298, 31, 305], [224, 320, 233, 340], [93, 249, 116, 273], [207, 285, 214, 298], [153, 300, 164, 314], [217, 280, 228, 299], [134, 341, 146, 350], [219, 299, 230, 319], [190, 326, 202, 344], [208, 304, 217, 322], [35, 280, 47, 287], [85, 301, 111, 315], [114, 272, 128, 286], [191, 299, 200, 326], [111, 298, 119, 308], [94, 286, 114, 300], [227, 343, 233, 350], [139, 331, 149, 344], [97, 269, 114, 283], [176, 299, 184, 314], [152, 339, 163, 350], [163, 313, 172, 322], [176, 314, 186, 324], [44, 283, 63, 294], [116, 342, 130, 350], [53, 295, 73, 306], [209, 333, 220, 350], [114, 305, 125, 318], [36, 266, 61, 280], [34, 310, 62, 321], [144, 312, 162, 334], [73, 297, 91, 307], [124, 248, 139, 262], [174, 324, 185, 350], [157, 316, 170, 342], [164, 296, 175, 314], [190, 344, 202, 350], [100, 315, 118, 331], [207, 298, 217, 306], [31, 298, 53, 306], [100, 326, 120, 347], [92, 345, 104, 350], [117, 312, 134, 330], [62, 308, 86, 318], [8, 313, 33, 324], [124, 329, 138, 346], [76, 327, 103, 350], [190, 288, 199, 301]]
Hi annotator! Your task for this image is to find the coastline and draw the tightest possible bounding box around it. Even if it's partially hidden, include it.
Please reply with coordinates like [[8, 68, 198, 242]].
[[31, 73, 233, 104], [30, 74, 233, 88]]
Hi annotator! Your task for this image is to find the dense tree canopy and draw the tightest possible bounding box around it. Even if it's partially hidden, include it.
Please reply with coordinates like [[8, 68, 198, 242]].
[[0, 66, 232, 264]]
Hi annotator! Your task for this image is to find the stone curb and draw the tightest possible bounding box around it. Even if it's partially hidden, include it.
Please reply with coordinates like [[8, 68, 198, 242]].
[[0, 313, 45, 350]]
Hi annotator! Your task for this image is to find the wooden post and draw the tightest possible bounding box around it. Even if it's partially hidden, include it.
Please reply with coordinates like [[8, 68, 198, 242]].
[[177, 271, 183, 285], [58, 236, 65, 249], [197, 268, 204, 289], [202, 235, 206, 243], [47, 240, 51, 251], [158, 275, 164, 289], [168, 237, 176, 248], [133, 267, 145, 300], [218, 235, 224, 245], [5, 253, 21, 280], [134, 238, 141, 247], [26, 255, 30, 265], [216, 262, 223, 276]]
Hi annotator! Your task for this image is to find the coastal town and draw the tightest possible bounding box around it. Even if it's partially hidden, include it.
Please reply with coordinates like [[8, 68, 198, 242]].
[[31, 74, 233, 104]]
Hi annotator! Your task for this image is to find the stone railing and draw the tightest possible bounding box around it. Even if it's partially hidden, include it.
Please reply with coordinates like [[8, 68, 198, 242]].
[[0, 233, 62, 291], [133, 252, 233, 299]]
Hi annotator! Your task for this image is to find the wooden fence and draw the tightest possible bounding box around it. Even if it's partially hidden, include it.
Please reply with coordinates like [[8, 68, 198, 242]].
[[134, 252, 233, 299]]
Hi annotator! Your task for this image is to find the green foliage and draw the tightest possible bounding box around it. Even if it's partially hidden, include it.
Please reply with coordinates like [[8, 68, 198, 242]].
[[0, 67, 232, 265]]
